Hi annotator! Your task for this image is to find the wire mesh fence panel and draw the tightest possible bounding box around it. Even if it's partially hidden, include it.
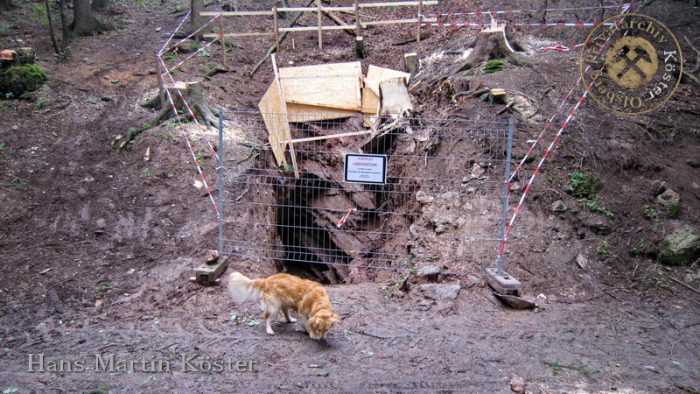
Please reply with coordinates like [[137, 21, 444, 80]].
[[219, 110, 514, 282]]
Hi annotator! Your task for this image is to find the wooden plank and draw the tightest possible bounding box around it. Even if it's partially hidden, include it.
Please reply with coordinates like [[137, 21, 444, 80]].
[[258, 80, 289, 167], [287, 103, 358, 122], [358, 1, 437, 8], [203, 32, 275, 38], [272, 54, 299, 178], [278, 25, 357, 32], [361, 86, 380, 114], [277, 6, 355, 12], [279, 62, 362, 111], [416, 0, 423, 42], [200, 11, 273, 16], [273, 7, 280, 53], [317, 0, 323, 49], [361, 19, 420, 27], [282, 130, 372, 144], [364, 65, 411, 96]]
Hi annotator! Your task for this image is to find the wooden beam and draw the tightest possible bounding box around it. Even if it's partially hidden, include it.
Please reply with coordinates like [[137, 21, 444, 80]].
[[200, 11, 273, 16], [278, 25, 357, 33], [358, 1, 437, 8], [203, 32, 275, 38], [416, 0, 423, 42], [271, 54, 299, 178], [273, 7, 281, 53], [277, 5, 354, 12], [281, 130, 373, 144], [317, 0, 323, 49]]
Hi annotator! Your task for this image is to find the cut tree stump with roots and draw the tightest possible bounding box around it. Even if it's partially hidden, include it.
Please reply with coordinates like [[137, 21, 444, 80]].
[[119, 81, 219, 149]]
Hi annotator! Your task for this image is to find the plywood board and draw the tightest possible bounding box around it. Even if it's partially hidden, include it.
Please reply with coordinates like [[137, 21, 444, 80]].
[[258, 80, 289, 166], [364, 65, 411, 96], [287, 103, 358, 122], [279, 62, 362, 111], [361, 86, 380, 115]]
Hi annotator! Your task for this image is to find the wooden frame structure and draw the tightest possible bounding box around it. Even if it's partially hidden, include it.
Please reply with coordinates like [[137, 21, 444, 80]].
[[201, 0, 438, 58]]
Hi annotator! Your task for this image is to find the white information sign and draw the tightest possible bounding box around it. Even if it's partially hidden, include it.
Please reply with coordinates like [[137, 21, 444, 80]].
[[343, 154, 387, 184]]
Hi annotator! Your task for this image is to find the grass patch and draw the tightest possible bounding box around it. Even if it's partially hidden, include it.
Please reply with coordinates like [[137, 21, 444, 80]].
[[162, 52, 178, 63], [543, 360, 596, 378], [95, 281, 113, 293], [642, 203, 658, 221], [7, 178, 27, 190], [88, 386, 110, 394], [596, 240, 614, 259], [585, 199, 614, 218], [629, 238, 646, 257], [482, 59, 504, 74], [0, 22, 11, 36], [666, 203, 680, 218], [569, 171, 603, 198]]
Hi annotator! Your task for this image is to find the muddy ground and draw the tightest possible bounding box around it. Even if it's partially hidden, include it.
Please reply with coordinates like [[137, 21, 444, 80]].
[[0, 0, 699, 392]]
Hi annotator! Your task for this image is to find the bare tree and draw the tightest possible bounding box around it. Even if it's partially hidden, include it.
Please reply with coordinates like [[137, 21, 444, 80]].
[[190, 0, 206, 39]]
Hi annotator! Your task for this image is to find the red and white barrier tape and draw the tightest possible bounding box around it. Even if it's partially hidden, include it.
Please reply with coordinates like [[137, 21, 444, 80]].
[[421, 20, 614, 29], [159, 73, 220, 216], [497, 90, 588, 259], [336, 208, 357, 228], [421, 4, 627, 19], [496, 5, 633, 263], [158, 10, 191, 57]]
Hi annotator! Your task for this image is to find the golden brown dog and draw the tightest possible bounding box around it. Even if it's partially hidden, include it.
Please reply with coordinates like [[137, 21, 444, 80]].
[[226, 272, 340, 340]]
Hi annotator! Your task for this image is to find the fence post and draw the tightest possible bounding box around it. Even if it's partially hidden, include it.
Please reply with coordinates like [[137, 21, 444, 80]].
[[496, 118, 515, 276], [317, 0, 323, 49], [217, 108, 225, 256], [416, 0, 423, 42], [354, 0, 361, 33], [273, 6, 281, 53], [217, 15, 227, 67]]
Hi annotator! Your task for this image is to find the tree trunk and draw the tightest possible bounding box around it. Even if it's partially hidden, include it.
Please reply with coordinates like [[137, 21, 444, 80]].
[[71, 0, 107, 36], [45, 0, 61, 54], [0, 0, 12, 12], [92, 0, 110, 10], [190, 0, 207, 39], [59, 0, 69, 51]]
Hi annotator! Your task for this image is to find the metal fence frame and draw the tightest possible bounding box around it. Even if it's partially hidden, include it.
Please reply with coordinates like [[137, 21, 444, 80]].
[[216, 110, 515, 279]]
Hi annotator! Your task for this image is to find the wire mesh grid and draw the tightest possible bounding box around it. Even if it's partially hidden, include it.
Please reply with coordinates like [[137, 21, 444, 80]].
[[218, 110, 515, 278]]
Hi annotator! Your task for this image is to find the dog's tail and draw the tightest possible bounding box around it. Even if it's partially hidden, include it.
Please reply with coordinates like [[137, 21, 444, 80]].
[[226, 272, 261, 304]]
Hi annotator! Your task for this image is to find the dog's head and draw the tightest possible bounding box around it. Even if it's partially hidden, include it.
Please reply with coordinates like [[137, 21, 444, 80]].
[[307, 309, 341, 340]]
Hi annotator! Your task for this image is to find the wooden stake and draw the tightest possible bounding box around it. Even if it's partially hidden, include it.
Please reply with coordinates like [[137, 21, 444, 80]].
[[317, 0, 323, 49], [271, 54, 299, 178], [354, 0, 361, 33], [416, 0, 423, 42], [404, 52, 419, 76], [355, 36, 366, 58], [273, 7, 281, 53], [217, 15, 227, 67]]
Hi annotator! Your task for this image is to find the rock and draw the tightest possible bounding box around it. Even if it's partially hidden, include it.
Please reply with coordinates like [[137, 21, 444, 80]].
[[494, 293, 536, 309], [651, 180, 667, 196], [562, 183, 574, 195], [657, 189, 680, 208], [510, 375, 526, 393], [417, 265, 442, 278], [551, 200, 567, 212], [659, 225, 700, 265], [686, 159, 700, 168], [585, 216, 613, 235], [464, 274, 482, 288], [470, 163, 485, 179], [576, 253, 588, 269], [418, 283, 461, 301], [204, 249, 219, 264], [415, 190, 434, 204]]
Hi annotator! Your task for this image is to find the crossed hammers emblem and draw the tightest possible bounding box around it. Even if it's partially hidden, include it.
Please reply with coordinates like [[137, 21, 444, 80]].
[[616, 45, 653, 80]]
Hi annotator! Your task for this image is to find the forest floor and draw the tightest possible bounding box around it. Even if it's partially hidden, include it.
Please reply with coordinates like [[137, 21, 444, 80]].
[[0, 0, 698, 392]]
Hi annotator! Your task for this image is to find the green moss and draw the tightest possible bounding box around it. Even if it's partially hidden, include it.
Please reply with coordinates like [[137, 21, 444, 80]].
[[1, 64, 48, 99]]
